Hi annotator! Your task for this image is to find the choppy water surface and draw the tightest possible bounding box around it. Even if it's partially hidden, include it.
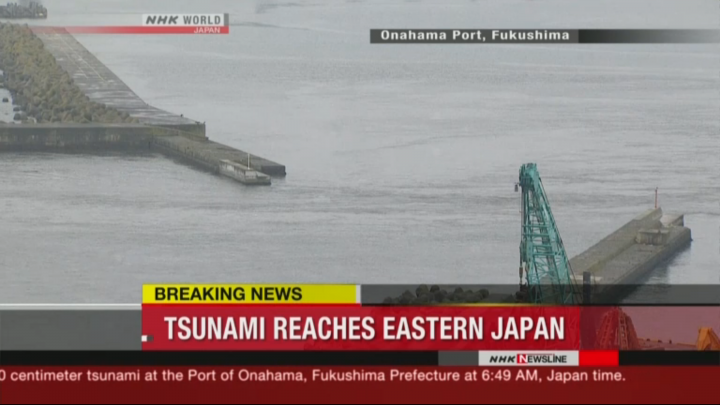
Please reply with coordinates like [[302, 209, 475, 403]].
[[0, 0, 718, 303]]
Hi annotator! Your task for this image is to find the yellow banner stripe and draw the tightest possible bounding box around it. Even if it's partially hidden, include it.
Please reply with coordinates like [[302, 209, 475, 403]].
[[142, 284, 357, 304]]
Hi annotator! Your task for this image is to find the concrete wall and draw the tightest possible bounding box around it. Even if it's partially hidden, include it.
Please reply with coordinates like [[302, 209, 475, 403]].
[[0, 123, 152, 151], [0, 123, 286, 178], [0, 123, 204, 151]]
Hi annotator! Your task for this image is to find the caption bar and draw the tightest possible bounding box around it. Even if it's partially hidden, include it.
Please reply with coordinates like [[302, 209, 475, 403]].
[[370, 29, 720, 44], [0, 367, 717, 403]]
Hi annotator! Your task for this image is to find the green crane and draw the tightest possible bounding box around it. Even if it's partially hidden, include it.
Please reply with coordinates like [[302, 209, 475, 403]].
[[516, 163, 578, 304]]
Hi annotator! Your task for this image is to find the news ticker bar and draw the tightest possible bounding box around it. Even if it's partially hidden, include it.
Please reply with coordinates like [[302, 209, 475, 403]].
[[370, 29, 720, 44], [1, 368, 717, 404], [0, 350, 716, 366]]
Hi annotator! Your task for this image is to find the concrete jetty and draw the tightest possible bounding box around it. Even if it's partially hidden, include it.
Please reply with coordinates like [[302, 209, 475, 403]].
[[151, 135, 287, 177], [0, 26, 286, 183], [571, 207, 692, 301]]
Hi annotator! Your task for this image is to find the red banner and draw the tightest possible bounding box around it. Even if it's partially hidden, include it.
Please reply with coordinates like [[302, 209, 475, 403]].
[[142, 305, 580, 350], [30, 26, 230, 35], [0, 367, 717, 404]]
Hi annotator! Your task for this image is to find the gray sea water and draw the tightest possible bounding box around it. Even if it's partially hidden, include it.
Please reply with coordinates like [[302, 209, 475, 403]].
[[0, 0, 718, 304]]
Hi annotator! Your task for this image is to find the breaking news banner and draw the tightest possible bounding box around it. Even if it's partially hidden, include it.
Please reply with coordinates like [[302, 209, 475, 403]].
[[369, 29, 720, 44], [30, 14, 231, 35], [0, 284, 717, 404], [139, 284, 582, 351]]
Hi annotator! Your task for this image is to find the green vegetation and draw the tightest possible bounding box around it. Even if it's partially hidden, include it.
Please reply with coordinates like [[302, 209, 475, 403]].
[[0, 23, 138, 124], [383, 285, 493, 305]]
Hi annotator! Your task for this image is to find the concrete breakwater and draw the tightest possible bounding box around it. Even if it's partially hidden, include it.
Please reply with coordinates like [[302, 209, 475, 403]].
[[0, 123, 287, 177], [151, 135, 287, 177], [385, 207, 692, 304], [0, 24, 285, 183], [572, 207, 692, 301]]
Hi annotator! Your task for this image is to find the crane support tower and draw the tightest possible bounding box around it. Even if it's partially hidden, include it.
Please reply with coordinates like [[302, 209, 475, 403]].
[[516, 163, 578, 304]]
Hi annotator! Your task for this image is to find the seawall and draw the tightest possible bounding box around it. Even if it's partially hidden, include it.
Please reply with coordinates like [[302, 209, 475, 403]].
[[0, 123, 155, 151], [3, 27, 286, 179], [0, 123, 286, 179]]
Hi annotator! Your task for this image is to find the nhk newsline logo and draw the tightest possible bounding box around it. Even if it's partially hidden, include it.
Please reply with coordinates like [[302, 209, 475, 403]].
[[479, 351, 579, 367], [141, 14, 229, 34]]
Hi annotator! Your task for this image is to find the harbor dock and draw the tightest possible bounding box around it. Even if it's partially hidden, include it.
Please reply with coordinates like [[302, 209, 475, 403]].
[[0, 26, 285, 184]]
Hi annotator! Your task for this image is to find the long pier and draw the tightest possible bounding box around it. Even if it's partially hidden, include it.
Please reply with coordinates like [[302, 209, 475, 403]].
[[0, 27, 286, 181]]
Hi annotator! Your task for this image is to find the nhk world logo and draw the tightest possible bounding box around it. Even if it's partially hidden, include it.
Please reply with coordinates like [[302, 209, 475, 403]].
[[479, 351, 579, 366], [142, 14, 225, 26], [29, 13, 230, 35], [140, 14, 229, 34]]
